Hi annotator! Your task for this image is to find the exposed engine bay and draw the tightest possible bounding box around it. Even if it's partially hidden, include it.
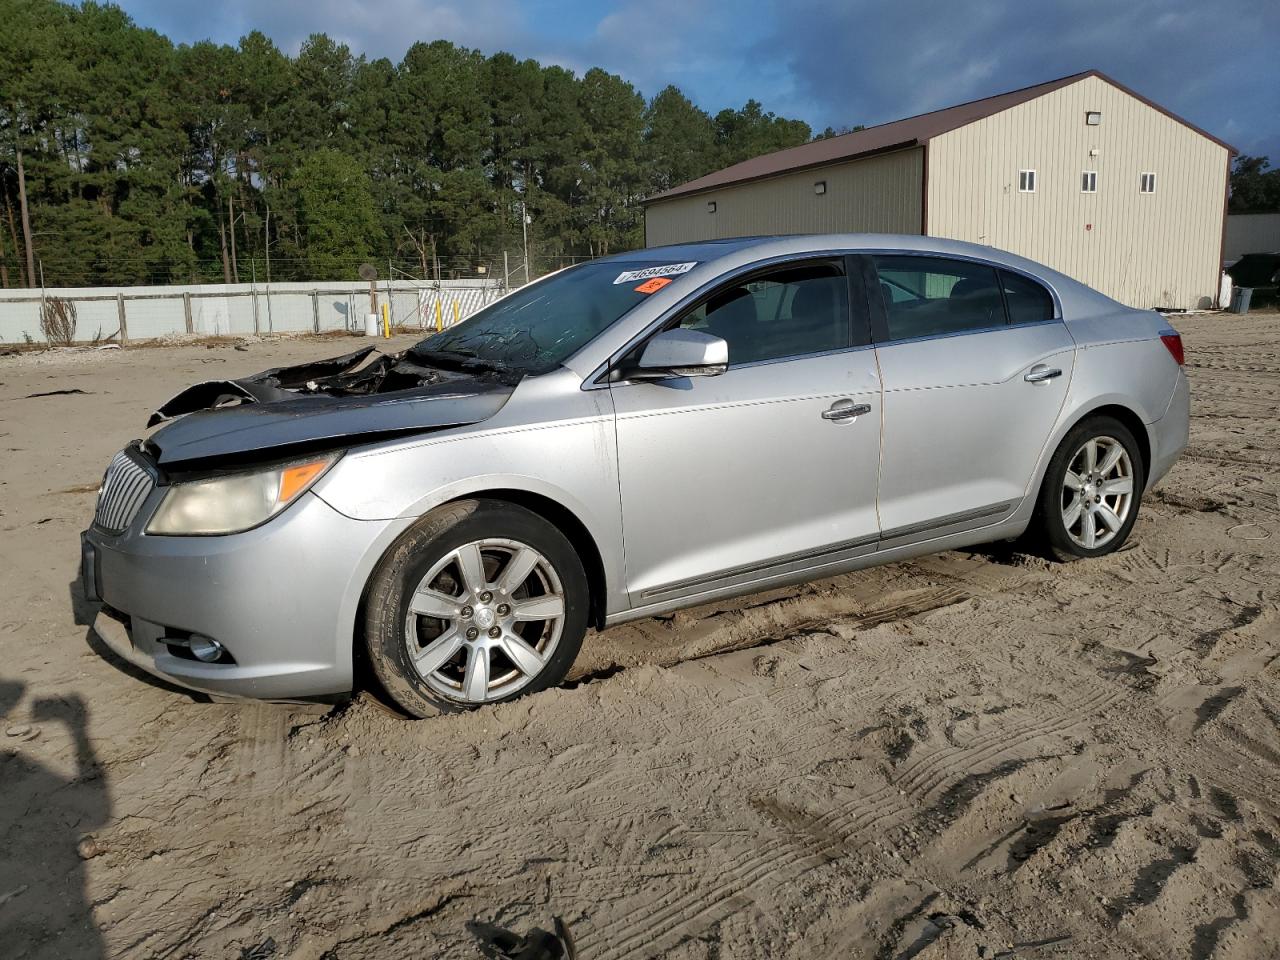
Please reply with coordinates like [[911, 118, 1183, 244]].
[[147, 345, 519, 426], [143, 345, 519, 468]]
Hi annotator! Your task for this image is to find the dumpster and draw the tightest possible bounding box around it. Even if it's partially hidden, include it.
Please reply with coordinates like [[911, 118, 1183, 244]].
[[1229, 287, 1253, 314]]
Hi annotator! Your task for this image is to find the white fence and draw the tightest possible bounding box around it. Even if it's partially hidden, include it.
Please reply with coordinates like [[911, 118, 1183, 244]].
[[0, 278, 507, 345]]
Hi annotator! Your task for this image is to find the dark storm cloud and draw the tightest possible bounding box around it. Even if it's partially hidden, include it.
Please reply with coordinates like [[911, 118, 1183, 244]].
[[751, 0, 1280, 156]]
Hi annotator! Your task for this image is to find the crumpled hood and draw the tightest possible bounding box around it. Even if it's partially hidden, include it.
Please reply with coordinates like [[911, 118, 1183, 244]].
[[145, 347, 516, 468]]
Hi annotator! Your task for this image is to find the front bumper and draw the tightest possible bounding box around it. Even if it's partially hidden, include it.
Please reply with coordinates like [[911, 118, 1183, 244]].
[[82, 490, 411, 701]]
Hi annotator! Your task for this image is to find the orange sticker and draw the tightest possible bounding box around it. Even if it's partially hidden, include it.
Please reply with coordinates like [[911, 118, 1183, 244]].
[[634, 277, 673, 294]]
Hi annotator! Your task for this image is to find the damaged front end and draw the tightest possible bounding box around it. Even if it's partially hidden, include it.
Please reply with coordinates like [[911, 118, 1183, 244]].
[[144, 345, 518, 469]]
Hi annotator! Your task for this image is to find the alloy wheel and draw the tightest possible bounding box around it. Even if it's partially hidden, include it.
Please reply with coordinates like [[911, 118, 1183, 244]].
[[403, 538, 565, 703], [1061, 435, 1135, 550]]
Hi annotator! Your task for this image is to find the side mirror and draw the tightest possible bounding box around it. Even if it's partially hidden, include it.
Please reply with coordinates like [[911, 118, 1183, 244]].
[[630, 329, 728, 380]]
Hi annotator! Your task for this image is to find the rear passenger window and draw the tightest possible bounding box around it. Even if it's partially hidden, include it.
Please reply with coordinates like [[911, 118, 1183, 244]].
[[1000, 270, 1055, 324], [678, 262, 850, 365], [872, 256, 1005, 341]]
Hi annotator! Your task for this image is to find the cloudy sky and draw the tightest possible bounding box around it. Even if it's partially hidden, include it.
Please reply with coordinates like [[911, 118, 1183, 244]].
[[116, 0, 1280, 160]]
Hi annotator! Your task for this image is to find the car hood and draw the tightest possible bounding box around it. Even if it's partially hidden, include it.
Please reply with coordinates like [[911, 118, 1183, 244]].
[[145, 346, 516, 468]]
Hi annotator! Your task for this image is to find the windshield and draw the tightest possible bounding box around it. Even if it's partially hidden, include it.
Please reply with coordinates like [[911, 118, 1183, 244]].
[[408, 259, 698, 376]]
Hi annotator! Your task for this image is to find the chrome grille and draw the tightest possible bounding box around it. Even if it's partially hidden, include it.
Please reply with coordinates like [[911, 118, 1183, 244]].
[[94, 450, 156, 534]]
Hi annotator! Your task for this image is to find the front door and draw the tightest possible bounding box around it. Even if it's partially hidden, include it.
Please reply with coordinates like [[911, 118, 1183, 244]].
[[866, 253, 1075, 543], [609, 258, 883, 607]]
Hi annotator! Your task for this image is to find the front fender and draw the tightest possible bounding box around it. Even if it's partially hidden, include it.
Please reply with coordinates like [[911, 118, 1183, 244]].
[[311, 414, 628, 616]]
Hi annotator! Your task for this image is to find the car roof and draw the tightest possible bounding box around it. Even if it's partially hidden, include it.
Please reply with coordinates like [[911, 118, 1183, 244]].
[[595, 233, 1129, 324], [559, 234, 1139, 380], [603, 233, 1078, 278], [599, 236, 778, 264]]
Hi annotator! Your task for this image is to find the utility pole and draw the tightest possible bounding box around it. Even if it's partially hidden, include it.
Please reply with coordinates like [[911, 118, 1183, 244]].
[[16, 146, 35, 288], [228, 195, 240, 284], [0, 212, 10, 287], [521, 200, 530, 284], [263, 206, 273, 334], [250, 259, 259, 335], [218, 217, 231, 284]]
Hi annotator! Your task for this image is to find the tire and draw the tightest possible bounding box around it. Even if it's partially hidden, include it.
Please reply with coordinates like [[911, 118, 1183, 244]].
[[364, 499, 589, 718], [1029, 415, 1145, 562]]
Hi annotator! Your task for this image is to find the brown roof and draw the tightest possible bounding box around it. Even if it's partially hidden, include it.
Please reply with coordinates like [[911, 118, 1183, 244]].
[[647, 69, 1235, 203]]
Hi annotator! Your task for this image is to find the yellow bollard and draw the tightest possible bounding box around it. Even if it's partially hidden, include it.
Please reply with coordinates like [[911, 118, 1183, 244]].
[[452, 300, 459, 326], [434, 300, 443, 332], [381, 303, 390, 338]]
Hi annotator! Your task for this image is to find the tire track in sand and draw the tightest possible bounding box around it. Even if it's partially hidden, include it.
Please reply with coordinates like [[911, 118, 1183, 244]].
[[578, 679, 1121, 958]]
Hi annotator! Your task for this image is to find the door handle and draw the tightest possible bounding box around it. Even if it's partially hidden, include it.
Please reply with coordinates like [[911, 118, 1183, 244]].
[[1024, 365, 1062, 383], [822, 400, 873, 421]]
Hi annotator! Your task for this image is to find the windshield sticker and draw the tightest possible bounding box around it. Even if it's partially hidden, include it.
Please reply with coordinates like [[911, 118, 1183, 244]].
[[613, 262, 697, 285], [634, 277, 673, 294]]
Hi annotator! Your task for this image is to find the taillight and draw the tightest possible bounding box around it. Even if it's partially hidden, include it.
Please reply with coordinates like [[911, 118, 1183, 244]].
[[1160, 332, 1184, 366]]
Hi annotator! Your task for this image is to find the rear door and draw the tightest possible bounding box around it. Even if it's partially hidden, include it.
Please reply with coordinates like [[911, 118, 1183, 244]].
[[864, 254, 1074, 544], [609, 257, 883, 606]]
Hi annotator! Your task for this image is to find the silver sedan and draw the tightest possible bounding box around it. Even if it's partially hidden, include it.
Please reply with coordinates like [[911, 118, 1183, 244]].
[[82, 235, 1189, 716]]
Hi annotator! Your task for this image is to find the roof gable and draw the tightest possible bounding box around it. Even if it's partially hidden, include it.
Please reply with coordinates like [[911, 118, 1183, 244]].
[[648, 70, 1234, 204]]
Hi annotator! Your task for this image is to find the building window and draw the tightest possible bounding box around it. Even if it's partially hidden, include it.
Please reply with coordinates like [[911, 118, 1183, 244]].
[[1086, 111, 1102, 126], [1140, 172, 1156, 194], [814, 180, 827, 195], [1081, 171, 1097, 193], [706, 201, 717, 213], [1018, 169, 1036, 193]]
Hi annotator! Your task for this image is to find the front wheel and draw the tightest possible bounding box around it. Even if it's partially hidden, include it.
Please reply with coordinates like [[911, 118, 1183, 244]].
[[364, 500, 589, 717], [1029, 415, 1144, 562]]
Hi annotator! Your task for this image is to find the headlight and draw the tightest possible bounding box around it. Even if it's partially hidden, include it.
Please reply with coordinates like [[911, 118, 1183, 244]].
[[146, 454, 339, 535]]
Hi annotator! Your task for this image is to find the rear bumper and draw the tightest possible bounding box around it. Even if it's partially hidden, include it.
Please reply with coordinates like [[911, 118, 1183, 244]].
[[82, 492, 411, 701], [1147, 368, 1190, 489]]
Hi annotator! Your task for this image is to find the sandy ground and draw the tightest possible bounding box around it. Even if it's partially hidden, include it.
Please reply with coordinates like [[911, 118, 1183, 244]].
[[1, 316, 1279, 959]]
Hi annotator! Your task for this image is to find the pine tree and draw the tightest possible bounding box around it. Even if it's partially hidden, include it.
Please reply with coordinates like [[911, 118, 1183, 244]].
[[644, 86, 718, 193], [287, 149, 379, 278], [1, 1, 817, 284]]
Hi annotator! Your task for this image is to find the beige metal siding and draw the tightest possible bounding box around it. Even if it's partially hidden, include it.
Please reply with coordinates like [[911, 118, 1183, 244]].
[[927, 75, 1229, 310], [1225, 213, 1280, 262], [645, 148, 923, 247]]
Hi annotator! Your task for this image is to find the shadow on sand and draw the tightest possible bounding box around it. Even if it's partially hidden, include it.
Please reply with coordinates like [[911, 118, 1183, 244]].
[[0, 679, 110, 958]]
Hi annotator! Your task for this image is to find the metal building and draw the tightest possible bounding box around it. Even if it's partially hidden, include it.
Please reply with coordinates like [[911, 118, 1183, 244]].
[[1225, 213, 1280, 262], [644, 71, 1233, 311]]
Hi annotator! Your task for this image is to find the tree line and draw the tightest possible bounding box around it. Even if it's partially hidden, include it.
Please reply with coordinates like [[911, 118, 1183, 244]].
[[0, 0, 814, 287], [8, 0, 1268, 291], [1229, 156, 1280, 215]]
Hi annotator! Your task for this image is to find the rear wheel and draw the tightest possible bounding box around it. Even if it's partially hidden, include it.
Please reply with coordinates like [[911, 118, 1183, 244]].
[[364, 500, 589, 717], [1030, 415, 1144, 561]]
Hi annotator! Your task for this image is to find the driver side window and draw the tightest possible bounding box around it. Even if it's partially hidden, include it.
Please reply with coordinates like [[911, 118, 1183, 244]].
[[678, 262, 851, 366]]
